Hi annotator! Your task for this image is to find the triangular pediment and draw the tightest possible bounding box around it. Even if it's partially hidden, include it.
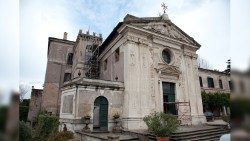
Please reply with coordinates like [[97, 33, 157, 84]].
[[123, 14, 200, 47], [136, 23, 198, 46]]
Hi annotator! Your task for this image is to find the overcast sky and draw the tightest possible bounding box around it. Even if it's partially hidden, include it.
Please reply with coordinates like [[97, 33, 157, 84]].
[[0, 0, 250, 103]]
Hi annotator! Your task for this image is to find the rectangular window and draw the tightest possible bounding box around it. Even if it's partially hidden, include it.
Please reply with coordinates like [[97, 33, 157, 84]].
[[85, 45, 93, 62], [229, 81, 233, 91], [207, 77, 214, 88], [63, 73, 71, 82], [104, 59, 107, 70], [67, 53, 73, 65], [115, 48, 119, 62], [219, 79, 223, 89], [199, 77, 203, 87]]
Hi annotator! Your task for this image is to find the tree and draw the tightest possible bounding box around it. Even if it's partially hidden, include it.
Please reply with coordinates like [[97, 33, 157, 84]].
[[19, 84, 29, 102], [197, 56, 213, 69], [201, 92, 230, 113]]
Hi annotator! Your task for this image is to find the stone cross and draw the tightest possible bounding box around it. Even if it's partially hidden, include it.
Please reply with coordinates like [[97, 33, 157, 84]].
[[161, 3, 168, 13]]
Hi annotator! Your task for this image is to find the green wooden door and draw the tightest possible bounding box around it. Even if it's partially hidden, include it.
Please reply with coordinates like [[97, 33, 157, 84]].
[[94, 96, 108, 130]]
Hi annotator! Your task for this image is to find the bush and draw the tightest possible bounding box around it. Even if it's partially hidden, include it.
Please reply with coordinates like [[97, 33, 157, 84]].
[[19, 106, 29, 122], [54, 131, 74, 141], [19, 121, 32, 141], [202, 92, 230, 113], [143, 112, 179, 137], [32, 114, 59, 141]]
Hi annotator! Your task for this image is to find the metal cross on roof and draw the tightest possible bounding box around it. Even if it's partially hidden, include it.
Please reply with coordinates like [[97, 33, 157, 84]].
[[161, 3, 168, 13]]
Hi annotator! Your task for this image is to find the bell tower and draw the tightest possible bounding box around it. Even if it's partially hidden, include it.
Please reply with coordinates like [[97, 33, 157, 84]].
[[72, 30, 102, 78]]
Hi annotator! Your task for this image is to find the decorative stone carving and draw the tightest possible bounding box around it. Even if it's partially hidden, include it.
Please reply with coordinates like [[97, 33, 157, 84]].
[[130, 50, 135, 66], [141, 24, 195, 45], [127, 35, 149, 45], [156, 64, 181, 77]]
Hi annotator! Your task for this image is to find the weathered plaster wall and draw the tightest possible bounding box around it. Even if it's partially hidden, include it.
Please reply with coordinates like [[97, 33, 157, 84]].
[[59, 83, 124, 132], [99, 36, 125, 82], [42, 39, 74, 114], [27, 88, 43, 122], [198, 69, 231, 93], [121, 29, 205, 129]]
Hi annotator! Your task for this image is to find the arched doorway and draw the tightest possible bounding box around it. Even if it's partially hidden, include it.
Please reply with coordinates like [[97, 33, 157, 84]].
[[93, 96, 108, 131]]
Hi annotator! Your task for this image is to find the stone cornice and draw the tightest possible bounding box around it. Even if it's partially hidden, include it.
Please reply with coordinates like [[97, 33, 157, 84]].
[[62, 77, 124, 90], [125, 24, 200, 50]]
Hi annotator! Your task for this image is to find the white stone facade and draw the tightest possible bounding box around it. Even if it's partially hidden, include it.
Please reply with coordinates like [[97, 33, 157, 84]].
[[58, 14, 208, 132]]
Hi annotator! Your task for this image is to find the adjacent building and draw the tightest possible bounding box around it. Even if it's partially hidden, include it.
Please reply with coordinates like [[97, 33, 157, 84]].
[[27, 86, 43, 123]]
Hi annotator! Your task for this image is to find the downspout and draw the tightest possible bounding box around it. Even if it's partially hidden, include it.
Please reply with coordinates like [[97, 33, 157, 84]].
[[57, 64, 63, 115], [74, 84, 79, 131]]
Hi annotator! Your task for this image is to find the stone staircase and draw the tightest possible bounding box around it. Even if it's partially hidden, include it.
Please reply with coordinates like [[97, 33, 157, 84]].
[[170, 126, 230, 141], [125, 125, 230, 141]]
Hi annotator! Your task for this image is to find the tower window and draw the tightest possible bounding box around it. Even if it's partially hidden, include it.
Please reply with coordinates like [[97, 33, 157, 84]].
[[63, 73, 71, 82], [67, 53, 73, 65], [115, 48, 119, 62], [229, 81, 234, 91], [104, 59, 107, 70], [207, 77, 214, 88], [199, 77, 203, 87], [219, 79, 223, 89]]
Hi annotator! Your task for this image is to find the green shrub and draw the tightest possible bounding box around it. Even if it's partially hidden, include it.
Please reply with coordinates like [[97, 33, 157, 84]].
[[53, 131, 74, 141], [32, 114, 59, 141], [201, 92, 230, 113], [19, 121, 31, 141], [143, 112, 179, 137], [19, 106, 29, 122]]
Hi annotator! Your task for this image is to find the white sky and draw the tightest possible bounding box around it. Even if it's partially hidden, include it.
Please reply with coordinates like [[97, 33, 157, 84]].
[[0, 0, 249, 103]]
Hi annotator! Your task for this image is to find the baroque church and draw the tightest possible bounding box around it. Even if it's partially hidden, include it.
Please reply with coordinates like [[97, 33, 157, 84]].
[[39, 11, 231, 132]]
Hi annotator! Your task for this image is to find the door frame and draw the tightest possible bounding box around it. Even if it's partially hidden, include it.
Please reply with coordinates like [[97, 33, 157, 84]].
[[93, 96, 108, 130]]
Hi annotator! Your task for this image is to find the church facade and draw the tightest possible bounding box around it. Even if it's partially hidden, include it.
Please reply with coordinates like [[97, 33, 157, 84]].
[[41, 13, 231, 132]]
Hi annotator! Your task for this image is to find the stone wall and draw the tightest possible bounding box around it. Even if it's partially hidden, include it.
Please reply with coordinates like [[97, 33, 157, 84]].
[[42, 38, 74, 115], [198, 68, 231, 93], [59, 79, 124, 132], [99, 36, 125, 82]]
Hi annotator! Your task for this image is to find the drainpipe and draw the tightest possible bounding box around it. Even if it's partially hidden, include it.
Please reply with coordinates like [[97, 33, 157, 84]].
[[57, 64, 63, 115], [74, 84, 78, 132]]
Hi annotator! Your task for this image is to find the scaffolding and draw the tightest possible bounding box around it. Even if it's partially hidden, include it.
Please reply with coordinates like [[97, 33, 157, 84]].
[[163, 101, 192, 125], [85, 44, 100, 79]]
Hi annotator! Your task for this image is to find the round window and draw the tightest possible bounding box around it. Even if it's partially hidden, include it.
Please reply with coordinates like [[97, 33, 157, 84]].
[[162, 49, 171, 64]]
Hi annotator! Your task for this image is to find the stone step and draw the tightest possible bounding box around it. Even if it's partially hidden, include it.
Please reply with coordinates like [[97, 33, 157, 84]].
[[172, 127, 223, 136], [172, 128, 229, 138], [187, 134, 223, 141], [173, 130, 228, 141]]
